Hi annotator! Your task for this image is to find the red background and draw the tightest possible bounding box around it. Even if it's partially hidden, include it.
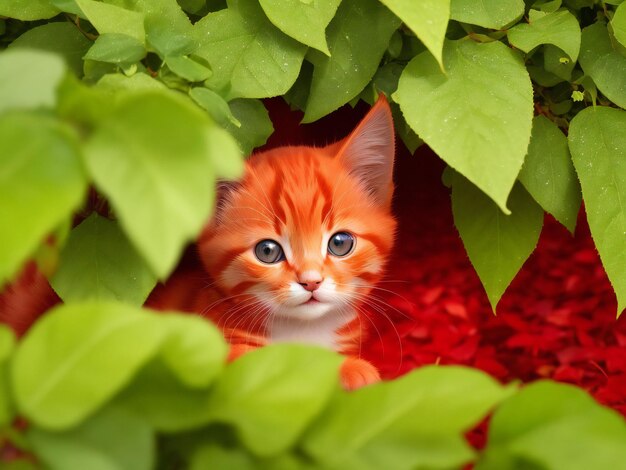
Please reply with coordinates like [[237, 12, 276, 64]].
[[264, 97, 626, 419]]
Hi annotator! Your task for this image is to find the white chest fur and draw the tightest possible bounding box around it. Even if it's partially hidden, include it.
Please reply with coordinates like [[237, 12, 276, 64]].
[[268, 309, 356, 350]]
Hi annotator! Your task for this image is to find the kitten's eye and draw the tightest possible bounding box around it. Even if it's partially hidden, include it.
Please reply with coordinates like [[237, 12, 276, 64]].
[[328, 232, 356, 257], [254, 239, 285, 264]]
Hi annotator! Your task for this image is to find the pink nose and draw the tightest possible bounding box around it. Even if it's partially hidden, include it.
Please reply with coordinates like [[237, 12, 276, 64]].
[[299, 280, 322, 292]]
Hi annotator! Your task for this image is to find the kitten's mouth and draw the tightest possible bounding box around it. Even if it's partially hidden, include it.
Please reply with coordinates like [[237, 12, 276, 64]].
[[303, 296, 320, 305]]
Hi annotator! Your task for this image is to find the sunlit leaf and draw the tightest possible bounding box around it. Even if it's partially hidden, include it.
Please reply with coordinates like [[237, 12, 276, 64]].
[[394, 39, 533, 212], [8, 22, 91, 77], [116, 361, 214, 432], [0, 114, 86, 285], [303, 0, 400, 122], [612, 2, 626, 49], [132, 0, 196, 56], [166, 56, 212, 82], [579, 22, 626, 109], [508, 9, 581, 61], [190, 87, 240, 127], [115, 314, 227, 431], [0, 49, 66, 115], [205, 126, 245, 180], [479, 382, 626, 470], [74, 0, 145, 43], [378, 0, 450, 69], [518, 115, 581, 233], [304, 366, 514, 470], [452, 178, 543, 310], [157, 314, 227, 388], [0, 0, 59, 20], [84, 33, 147, 64], [194, 0, 307, 99], [258, 0, 342, 55], [224, 99, 274, 156], [83, 91, 217, 279], [568, 106, 626, 315], [450, 0, 524, 29], [12, 303, 164, 429], [207, 345, 342, 456], [28, 406, 154, 470]]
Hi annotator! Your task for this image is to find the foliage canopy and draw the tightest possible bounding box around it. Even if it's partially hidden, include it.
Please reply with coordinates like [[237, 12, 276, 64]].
[[2, 0, 626, 468]]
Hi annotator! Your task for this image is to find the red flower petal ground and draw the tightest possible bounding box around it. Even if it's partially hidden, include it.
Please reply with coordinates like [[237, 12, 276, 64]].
[[265, 98, 626, 418], [364, 137, 626, 418]]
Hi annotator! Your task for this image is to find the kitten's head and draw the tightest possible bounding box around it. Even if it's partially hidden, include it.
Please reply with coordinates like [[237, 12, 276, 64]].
[[199, 97, 396, 322]]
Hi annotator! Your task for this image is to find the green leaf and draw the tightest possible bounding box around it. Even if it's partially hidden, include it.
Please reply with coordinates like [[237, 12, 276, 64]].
[[479, 382, 626, 470], [116, 361, 213, 432], [394, 39, 534, 212], [614, 2, 626, 48], [83, 60, 119, 83], [190, 445, 257, 470], [579, 22, 626, 109], [96, 72, 167, 92], [8, 22, 92, 77], [0, 114, 86, 286], [378, 0, 450, 69], [189, 444, 310, 470], [223, 99, 274, 156], [452, 178, 543, 310], [157, 314, 227, 388], [28, 405, 154, 470], [0, 461, 39, 470], [518, 116, 581, 233], [508, 9, 581, 62], [83, 91, 217, 279], [303, 0, 401, 122], [84, 33, 147, 64], [0, 0, 59, 20], [207, 345, 342, 457], [568, 106, 626, 315], [535, 0, 563, 13], [56, 75, 117, 127], [303, 366, 513, 470], [544, 44, 576, 81], [205, 126, 246, 180], [190, 87, 241, 127], [49, 0, 82, 16], [49, 214, 157, 305], [0, 325, 16, 427], [258, 0, 341, 55], [114, 312, 226, 431], [194, 0, 307, 99], [0, 326, 14, 366], [166, 55, 212, 82], [0, 49, 66, 115], [74, 0, 145, 43], [11, 302, 164, 429], [450, 0, 524, 29], [133, 0, 196, 56]]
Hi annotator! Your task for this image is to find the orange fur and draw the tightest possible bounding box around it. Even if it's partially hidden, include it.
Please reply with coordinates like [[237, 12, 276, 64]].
[[153, 96, 397, 389]]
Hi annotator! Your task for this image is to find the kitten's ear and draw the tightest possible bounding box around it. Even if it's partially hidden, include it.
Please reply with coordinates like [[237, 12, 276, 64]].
[[334, 95, 395, 207]]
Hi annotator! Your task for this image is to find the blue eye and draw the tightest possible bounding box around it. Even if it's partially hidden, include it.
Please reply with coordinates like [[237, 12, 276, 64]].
[[328, 232, 356, 257], [254, 239, 285, 264]]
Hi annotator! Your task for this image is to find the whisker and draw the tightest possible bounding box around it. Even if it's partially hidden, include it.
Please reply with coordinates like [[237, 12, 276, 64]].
[[346, 296, 404, 374]]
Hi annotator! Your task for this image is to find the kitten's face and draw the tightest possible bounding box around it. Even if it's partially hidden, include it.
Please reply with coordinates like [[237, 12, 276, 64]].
[[199, 98, 396, 323]]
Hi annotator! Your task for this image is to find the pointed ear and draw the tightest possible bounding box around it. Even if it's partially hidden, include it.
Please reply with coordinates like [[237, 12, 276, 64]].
[[334, 95, 395, 207]]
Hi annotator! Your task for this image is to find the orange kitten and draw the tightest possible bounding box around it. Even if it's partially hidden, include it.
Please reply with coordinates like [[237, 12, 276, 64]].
[[152, 97, 397, 389]]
